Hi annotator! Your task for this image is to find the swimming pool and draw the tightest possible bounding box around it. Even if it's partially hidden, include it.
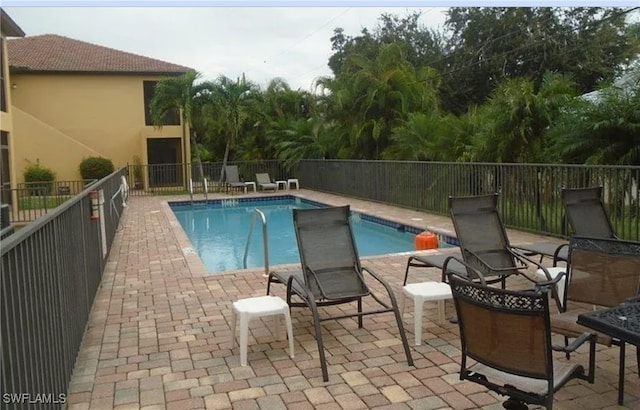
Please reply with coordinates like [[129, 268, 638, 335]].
[[170, 196, 424, 273]]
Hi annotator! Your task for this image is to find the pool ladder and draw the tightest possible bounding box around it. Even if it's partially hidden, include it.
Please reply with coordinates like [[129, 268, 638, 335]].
[[189, 178, 209, 204], [243, 208, 270, 276]]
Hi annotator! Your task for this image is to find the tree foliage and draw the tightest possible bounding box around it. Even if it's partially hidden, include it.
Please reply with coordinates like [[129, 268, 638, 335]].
[[548, 78, 640, 165], [150, 70, 211, 181], [441, 7, 634, 113], [469, 72, 579, 162], [199, 75, 261, 181], [149, 7, 640, 169], [320, 43, 442, 159]]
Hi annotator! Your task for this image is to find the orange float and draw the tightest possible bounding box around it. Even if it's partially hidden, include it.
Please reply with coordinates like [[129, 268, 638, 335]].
[[414, 231, 439, 250]]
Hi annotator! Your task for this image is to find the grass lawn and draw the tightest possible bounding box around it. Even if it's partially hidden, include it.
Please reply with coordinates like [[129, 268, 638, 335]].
[[18, 195, 71, 210]]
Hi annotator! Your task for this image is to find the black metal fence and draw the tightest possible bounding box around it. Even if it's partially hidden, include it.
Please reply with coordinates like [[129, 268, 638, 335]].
[[2, 180, 98, 224], [119, 159, 639, 240], [124, 160, 292, 195], [15, 179, 97, 197], [1, 169, 126, 409], [300, 160, 640, 241]]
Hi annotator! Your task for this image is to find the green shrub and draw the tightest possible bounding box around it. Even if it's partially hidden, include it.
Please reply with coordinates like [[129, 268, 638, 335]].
[[79, 156, 114, 180], [23, 161, 55, 195]]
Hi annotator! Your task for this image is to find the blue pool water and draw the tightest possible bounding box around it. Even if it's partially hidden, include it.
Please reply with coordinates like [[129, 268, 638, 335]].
[[171, 197, 421, 273]]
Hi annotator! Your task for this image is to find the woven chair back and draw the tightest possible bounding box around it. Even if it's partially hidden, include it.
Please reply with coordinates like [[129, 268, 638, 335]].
[[293, 206, 368, 300], [566, 236, 640, 308], [449, 194, 518, 279], [450, 274, 552, 379]]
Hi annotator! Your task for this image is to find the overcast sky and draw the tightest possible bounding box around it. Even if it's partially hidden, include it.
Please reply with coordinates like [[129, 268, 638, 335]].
[[4, 6, 449, 91]]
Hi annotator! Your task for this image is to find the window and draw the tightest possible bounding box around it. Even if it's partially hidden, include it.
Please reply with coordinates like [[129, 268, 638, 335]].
[[143, 81, 180, 126], [1, 38, 6, 112]]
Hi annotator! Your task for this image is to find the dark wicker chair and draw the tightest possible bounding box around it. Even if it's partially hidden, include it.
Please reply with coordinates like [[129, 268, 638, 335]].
[[550, 235, 640, 405], [266, 205, 413, 381], [448, 271, 595, 410]]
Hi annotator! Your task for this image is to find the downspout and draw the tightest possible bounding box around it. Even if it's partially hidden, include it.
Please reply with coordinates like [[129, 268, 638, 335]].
[[182, 111, 189, 190]]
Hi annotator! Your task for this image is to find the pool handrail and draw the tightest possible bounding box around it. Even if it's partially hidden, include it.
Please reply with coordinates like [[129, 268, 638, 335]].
[[244, 208, 270, 276]]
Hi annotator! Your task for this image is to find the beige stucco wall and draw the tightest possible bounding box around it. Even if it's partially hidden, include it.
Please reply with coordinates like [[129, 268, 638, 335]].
[[11, 106, 102, 181], [1, 35, 17, 206], [0, 37, 13, 135], [10, 72, 185, 183]]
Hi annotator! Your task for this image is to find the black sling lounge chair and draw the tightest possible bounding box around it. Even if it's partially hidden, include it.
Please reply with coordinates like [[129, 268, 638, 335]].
[[445, 194, 556, 292], [405, 194, 561, 328], [448, 271, 595, 410], [223, 165, 247, 193], [406, 188, 615, 286], [563, 186, 617, 238], [405, 241, 566, 287], [255, 173, 277, 191], [513, 186, 616, 265], [266, 205, 413, 382], [405, 195, 567, 286]]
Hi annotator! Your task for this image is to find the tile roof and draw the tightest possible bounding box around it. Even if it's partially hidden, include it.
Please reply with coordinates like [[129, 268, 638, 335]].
[[1, 8, 26, 37], [7, 34, 192, 75]]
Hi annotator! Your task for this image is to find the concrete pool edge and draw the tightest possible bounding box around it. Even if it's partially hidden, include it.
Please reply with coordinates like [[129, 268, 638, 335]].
[[160, 200, 210, 277]]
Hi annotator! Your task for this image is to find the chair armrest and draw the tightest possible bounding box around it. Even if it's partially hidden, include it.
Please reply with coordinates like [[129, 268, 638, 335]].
[[526, 260, 564, 312], [509, 248, 544, 272], [552, 243, 569, 266], [534, 269, 565, 290], [286, 272, 316, 303], [464, 248, 527, 277], [362, 266, 400, 304], [302, 266, 330, 299], [552, 331, 595, 353], [443, 255, 488, 286], [509, 248, 560, 286]]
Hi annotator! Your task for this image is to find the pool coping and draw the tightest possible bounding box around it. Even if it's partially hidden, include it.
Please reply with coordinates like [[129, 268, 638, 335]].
[[163, 194, 460, 276]]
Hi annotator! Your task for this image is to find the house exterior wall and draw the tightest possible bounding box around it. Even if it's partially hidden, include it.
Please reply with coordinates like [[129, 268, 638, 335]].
[[10, 72, 186, 182], [1, 39, 13, 134], [1, 36, 16, 206]]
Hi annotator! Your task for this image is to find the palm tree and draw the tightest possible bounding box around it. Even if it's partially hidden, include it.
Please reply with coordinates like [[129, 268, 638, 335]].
[[201, 74, 261, 184], [384, 111, 467, 161], [150, 70, 211, 186], [550, 79, 640, 165], [319, 43, 440, 159], [268, 116, 336, 169], [262, 78, 309, 120], [469, 72, 578, 163]]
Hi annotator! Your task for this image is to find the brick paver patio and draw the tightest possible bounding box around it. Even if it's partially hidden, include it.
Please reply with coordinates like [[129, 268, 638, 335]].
[[65, 190, 639, 409]]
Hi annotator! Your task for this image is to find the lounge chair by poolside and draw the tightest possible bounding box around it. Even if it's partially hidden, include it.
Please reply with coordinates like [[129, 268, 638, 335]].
[[223, 165, 247, 193], [255, 173, 277, 191]]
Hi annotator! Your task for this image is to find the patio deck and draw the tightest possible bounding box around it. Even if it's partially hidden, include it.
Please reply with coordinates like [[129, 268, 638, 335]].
[[66, 190, 639, 410]]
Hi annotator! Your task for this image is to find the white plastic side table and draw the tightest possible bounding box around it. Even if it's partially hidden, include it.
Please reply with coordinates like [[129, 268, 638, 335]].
[[400, 282, 452, 345], [244, 181, 257, 193], [287, 179, 299, 190], [230, 295, 294, 366], [275, 180, 287, 191]]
